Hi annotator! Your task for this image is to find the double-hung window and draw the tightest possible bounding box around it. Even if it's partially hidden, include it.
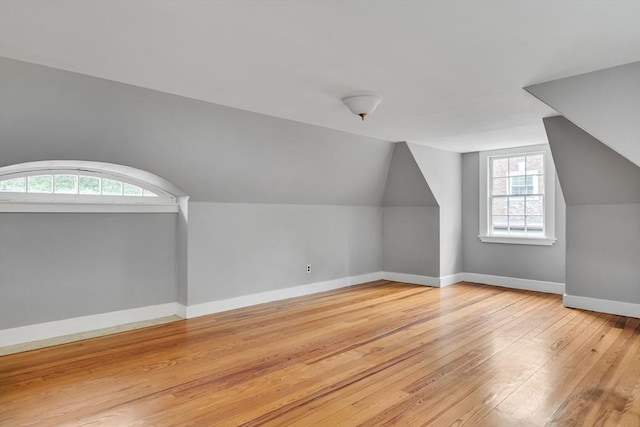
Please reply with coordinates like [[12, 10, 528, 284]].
[[478, 144, 556, 245]]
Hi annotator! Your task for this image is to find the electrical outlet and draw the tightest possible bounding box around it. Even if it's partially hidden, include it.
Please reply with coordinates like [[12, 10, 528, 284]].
[[306, 264, 311, 274]]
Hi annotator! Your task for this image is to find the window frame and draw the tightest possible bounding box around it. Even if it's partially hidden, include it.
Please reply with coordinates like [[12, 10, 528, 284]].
[[478, 144, 556, 246], [0, 167, 178, 213]]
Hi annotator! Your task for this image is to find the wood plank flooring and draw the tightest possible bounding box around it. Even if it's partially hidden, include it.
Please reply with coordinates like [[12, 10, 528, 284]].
[[1, 281, 638, 426]]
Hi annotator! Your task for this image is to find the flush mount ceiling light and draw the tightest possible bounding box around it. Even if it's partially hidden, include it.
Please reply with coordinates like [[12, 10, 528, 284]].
[[342, 94, 382, 121]]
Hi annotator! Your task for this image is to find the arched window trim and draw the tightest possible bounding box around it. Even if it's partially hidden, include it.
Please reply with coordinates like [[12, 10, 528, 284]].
[[0, 161, 183, 213]]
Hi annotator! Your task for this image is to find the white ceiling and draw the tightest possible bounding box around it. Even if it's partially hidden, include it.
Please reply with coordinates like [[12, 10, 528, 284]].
[[1, 0, 639, 152]]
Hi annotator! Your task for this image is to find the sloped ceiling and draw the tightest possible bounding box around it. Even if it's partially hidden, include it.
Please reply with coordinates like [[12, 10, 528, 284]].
[[526, 62, 640, 166], [543, 116, 640, 205], [1, 0, 638, 152]]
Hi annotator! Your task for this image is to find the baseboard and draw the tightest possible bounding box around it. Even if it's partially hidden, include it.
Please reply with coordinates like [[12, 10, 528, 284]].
[[0, 273, 386, 348], [0, 302, 179, 348], [381, 272, 465, 288], [184, 272, 384, 318], [381, 272, 439, 287], [563, 294, 640, 318], [462, 273, 565, 295], [0, 271, 571, 349], [440, 273, 465, 287], [176, 303, 188, 319]]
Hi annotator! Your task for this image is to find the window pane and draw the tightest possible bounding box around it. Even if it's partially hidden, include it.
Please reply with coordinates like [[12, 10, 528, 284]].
[[526, 154, 544, 175], [0, 177, 26, 192], [27, 175, 53, 193], [123, 183, 143, 196], [511, 175, 537, 195], [509, 216, 525, 232], [492, 158, 508, 178], [54, 175, 78, 194], [508, 196, 525, 215], [510, 176, 525, 195], [526, 196, 543, 216], [492, 215, 508, 232], [79, 176, 100, 194], [491, 197, 507, 215], [102, 178, 122, 195], [492, 178, 508, 196], [509, 156, 526, 176], [142, 189, 158, 197], [526, 215, 544, 233]]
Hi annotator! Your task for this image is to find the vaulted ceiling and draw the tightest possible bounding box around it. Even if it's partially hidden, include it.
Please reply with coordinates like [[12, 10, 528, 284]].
[[1, 0, 638, 152]]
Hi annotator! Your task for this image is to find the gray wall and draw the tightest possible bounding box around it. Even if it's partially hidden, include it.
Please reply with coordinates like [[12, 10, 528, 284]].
[[461, 152, 566, 283], [0, 213, 177, 328], [567, 204, 640, 303], [526, 61, 640, 166], [382, 207, 439, 277], [544, 116, 640, 304], [0, 57, 393, 204], [382, 142, 437, 207], [381, 143, 439, 276], [543, 116, 640, 205], [188, 203, 382, 304], [0, 58, 395, 328], [409, 144, 463, 276]]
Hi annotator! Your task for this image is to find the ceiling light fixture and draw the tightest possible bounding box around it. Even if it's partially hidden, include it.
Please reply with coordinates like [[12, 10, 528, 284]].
[[342, 94, 382, 121]]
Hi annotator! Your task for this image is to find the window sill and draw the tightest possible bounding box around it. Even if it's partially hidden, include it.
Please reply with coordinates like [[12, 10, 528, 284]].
[[478, 235, 557, 246], [0, 202, 179, 213]]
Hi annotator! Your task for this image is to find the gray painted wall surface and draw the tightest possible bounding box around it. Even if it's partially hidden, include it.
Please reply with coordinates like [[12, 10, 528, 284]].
[[566, 204, 640, 303], [544, 116, 639, 304], [382, 142, 437, 207], [0, 57, 393, 205], [382, 207, 439, 277], [0, 213, 177, 328], [0, 58, 393, 328], [187, 203, 382, 304], [408, 144, 463, 276], [526, 62, 640, 166], [461, 152, 566, 283], [380, 143, 439, 277], [543, 116, 640, 205]]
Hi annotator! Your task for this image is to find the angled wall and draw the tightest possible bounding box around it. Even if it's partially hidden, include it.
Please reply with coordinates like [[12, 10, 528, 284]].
[[526, 62, 640, 166], [543, 116, 640, 205], [407, 143, 463, 277], [0, 57, 392, 332], [381, 142, 439, 278], [543, 116, 640, 315], [0, 57, 393, 204]]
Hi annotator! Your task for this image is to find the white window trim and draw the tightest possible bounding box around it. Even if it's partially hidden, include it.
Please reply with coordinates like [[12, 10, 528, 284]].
[[478, 144, 556, 246], [0, 165, 179, 214]]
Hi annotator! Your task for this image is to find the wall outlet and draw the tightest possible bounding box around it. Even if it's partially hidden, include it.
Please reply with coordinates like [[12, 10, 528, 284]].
[[306, 264, 311, 274]]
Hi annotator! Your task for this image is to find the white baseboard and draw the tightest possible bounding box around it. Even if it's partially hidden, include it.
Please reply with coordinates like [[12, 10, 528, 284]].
[[440, 273, 465, 287], [563, 294, 640, 318], [381, 272, 465, 288], [462, 273, 565, 295], [176, 303, 187, 319], [0, 271, 573, 349], [185, 272, 384, 318], [0, 273, 386, 348], [381, 272, 439, 287], [0, 302, 179, 348]]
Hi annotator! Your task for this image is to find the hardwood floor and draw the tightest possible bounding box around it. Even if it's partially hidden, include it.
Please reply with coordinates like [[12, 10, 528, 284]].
[[1, 281, 638, 426]]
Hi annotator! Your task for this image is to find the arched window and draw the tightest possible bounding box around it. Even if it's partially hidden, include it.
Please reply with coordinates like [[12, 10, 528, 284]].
[[0, 162, 181, 213]]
